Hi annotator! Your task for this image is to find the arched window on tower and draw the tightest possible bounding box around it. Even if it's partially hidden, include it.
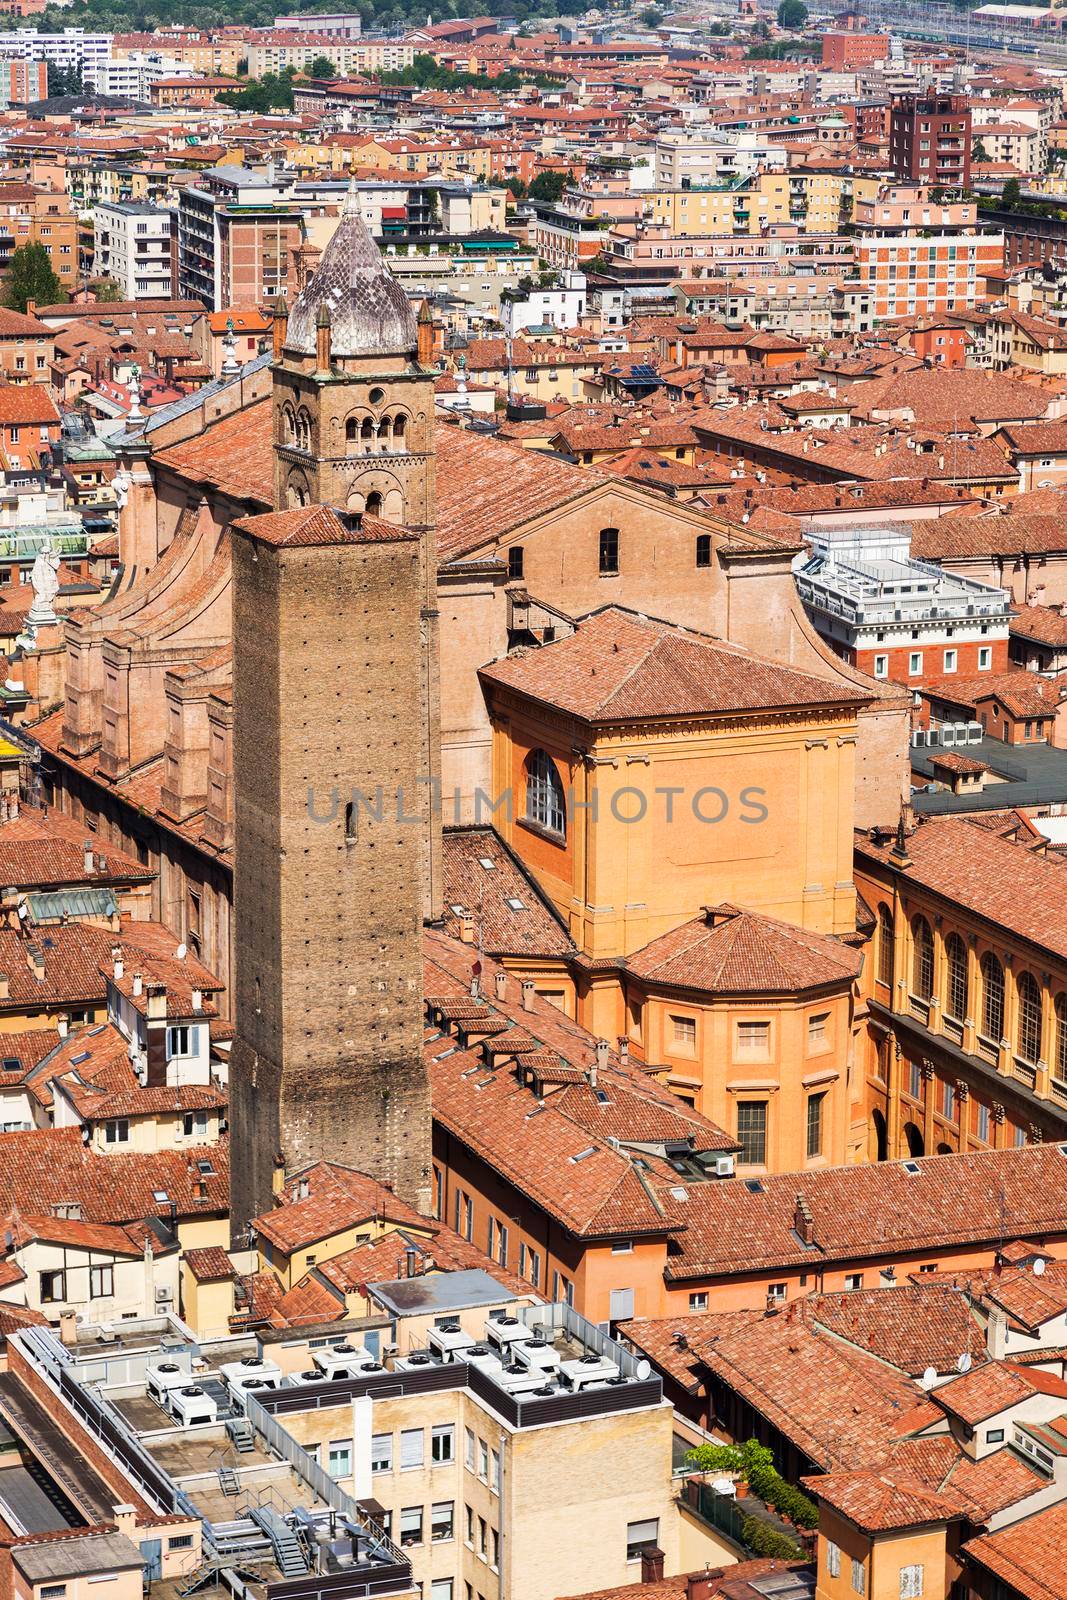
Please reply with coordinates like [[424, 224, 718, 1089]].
[[361, 417, 374, 451], [364, 492, 383, 518], [282, 405, 296, 443], [524, 749, 566, 840], [295, 409, 311, 451], [877, 904, 894, 990], [345, 416, 361, 451], [391, 413, 407, 450]]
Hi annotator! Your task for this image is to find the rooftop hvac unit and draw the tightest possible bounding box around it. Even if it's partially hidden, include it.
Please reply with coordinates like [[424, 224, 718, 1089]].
[[912, 730, 927, 749], [967, 722, 983, 744], [714, 1155, 735, 1178], [941, 726, 957, 746], [927, 726, 942, 746]]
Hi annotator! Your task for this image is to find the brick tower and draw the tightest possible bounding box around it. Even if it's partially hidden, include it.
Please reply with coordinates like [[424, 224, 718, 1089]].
[[229, 191, 439, 1236]]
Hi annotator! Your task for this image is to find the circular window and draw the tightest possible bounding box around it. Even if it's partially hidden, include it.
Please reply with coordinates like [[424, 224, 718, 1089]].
[[369, 386, 385, 405]]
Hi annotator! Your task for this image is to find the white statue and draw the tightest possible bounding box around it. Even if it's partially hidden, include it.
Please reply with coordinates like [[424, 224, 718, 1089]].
[[112, 465, 131, 511], [28, 537, 60, 626]]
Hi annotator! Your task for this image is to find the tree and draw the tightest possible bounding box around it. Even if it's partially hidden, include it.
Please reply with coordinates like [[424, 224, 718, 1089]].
[[3, 243, 62, 313], [46, 63, 85, 99], [307, 54, 338, 78], [528, 169, 572, 202], [639, 5, 663, 24], [88, 277, 122, 303], [1002, 176, 1022, 209], [776, 0, 808, 26], [972, 138, 990, 164]]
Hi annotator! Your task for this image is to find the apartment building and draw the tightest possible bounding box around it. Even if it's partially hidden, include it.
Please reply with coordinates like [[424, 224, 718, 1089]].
[[852, 184, 1003, 318], [653, 132, 788, 189], [244, 32, 414, 75], [0, 56, 46, 104], [93, 202, 173, 300], [890, 92, 972, 189], [0, 183, 77, 295], [176, 169, 304, 309], [1, 1294, 724, 1600], [0, 28, 110, 73], [794, 524, 1013, 686]]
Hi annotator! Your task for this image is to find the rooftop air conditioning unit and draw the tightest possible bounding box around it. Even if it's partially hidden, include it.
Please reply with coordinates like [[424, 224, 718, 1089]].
[[912, 730, 927, 748], [967, 722, 983, 744], [927, 726, 942, 746], [714, 1155, 735, 1178], [941, 726, 957, 746]]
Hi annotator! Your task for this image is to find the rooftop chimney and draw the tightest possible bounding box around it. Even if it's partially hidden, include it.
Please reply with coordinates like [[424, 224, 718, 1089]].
[[57, 1015, 68, 1037], [617, 1035, 629, 1063], [459, 914, 476, 945], [112, 946, 123, 981], [494, 970, 507, 1001], [640, 1550, 665, 1586], [0, 972, 9, 1001], [83, 840, 94, 876], [686, 1577, 713, 1600], [793, 1192, 815, 1246], [315, 301, 332, 372], [132, 972, 143, 996], [521, 979, 536, 1011], [593, 1038, 610, 1084], [272, 293, 288, 359]]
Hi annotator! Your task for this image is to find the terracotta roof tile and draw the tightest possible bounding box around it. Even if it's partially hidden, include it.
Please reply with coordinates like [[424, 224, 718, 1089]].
[[963, 1498, 1067, 1600], [803, 1469, 964, 1532], [626, 905, 861, 996], [479, 607, 871, 724]]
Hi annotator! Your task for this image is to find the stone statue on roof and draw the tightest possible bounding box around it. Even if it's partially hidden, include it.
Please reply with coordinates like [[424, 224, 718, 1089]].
[[28, 537, 59, 624]]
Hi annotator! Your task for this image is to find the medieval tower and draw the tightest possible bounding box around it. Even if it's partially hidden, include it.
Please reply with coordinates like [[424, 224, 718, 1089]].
[[229, 190, 440, 1235]]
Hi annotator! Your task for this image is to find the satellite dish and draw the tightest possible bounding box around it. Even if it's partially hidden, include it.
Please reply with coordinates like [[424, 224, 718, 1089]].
[[175, 943, 187, 960], [957, 1352, 973, 1374], [1034, 1257, 1047, 1275], [921, 1366, 937, 1390], [636, 1359, 651, 1380]]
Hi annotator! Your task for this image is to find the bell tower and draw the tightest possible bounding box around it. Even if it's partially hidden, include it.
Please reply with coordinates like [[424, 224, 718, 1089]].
[[271, 188, 435, 529], [229, 192, 441, 1238]]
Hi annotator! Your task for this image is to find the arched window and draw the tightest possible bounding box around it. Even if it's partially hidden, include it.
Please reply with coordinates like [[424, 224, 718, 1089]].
[[877, 904, 894, 989], [345, 415, 360, 447], [391, 413, 407, 448], [911, 916, 933, 1001], [1017, 971, 1042, 1065], [1056, 993, 1067, 1083], [945, 934, 968, 1023], [282, 405, 296, 443], [981, 952, 1004, 1042], [364, 491, 383, 518], [524, 749, 566, 839], [295, 409, 311, 450], [361, 417, 374, 448]]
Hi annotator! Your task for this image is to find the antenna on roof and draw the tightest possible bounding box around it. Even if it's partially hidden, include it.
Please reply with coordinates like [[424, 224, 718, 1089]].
[[1034, 1257, 1047, 1276], [956, 1351, 972, 1374], [920, 1366, 937, 1390]]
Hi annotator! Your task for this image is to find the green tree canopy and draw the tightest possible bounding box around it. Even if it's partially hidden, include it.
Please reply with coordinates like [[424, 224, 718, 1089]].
[[3, 243, 63, 313], [639, 5, 663, 24], [1002, 176, 1022, 208], [528, 168, 572, 202], [776, 0, 808, 26], [217, 67, 296, 111], [88, 277, 123, 302], [972, 138, 990, 164], [307, 54, 337, 77]]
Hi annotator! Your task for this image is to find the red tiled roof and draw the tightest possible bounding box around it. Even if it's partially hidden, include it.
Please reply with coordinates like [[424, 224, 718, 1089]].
[[0, 383, 59, 426], [963, 1498, 1067, 1600], [803, 1469, 964, 1532], [233, 505, 415, 549], [479, 607, 871, 723], [626, 905, 861, 997], [183, 1245, 234, 1282], [252, 1163, 430, 1253]]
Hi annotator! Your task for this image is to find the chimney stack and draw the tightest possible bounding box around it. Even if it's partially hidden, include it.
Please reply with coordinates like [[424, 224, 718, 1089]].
[[494, 970, 507, 1001], [521, 979, 536, 1011], [459, 914, 475, 945], [272, 293, 288, 358], [617, 1035, 629, 1063], [640, 1550, 665, 1586], [686, 1577, 713, 1600], [83, 840, 94, 875], [132, 972, 143, 996], [793, 1192, 815, 1246], [112, 949, 124, 981]]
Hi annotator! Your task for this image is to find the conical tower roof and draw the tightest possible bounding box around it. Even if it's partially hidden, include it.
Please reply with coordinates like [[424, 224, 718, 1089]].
[[285, 186, 417, 360]]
